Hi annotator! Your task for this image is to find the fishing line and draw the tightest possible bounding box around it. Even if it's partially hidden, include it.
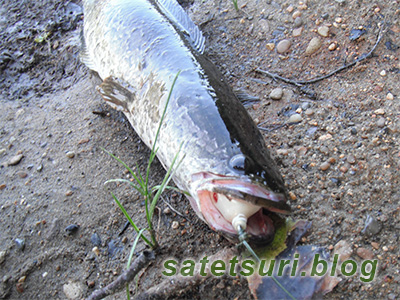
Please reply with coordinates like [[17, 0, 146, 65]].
[[236, 225, 296, 300]]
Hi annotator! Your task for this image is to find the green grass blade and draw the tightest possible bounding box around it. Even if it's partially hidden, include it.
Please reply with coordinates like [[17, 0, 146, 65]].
[[105, 178, 144, 195], [110, 192, 153, 247], [127, 228, 147, 268], [102, 147, 146, 192]]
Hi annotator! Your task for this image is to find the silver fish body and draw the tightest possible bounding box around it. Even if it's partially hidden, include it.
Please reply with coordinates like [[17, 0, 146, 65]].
[[82, 0, 290, 244]]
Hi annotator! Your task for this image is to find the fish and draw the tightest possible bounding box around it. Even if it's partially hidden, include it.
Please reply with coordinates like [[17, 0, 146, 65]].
[[81, 0, 291, 245]]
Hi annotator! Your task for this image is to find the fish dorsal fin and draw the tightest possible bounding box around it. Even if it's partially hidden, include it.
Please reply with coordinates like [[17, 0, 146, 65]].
[[156, 0, 205, 54]]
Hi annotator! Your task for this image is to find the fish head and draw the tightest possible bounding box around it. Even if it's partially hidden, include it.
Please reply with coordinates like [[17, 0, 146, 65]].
[[189, 170, 291, 246]]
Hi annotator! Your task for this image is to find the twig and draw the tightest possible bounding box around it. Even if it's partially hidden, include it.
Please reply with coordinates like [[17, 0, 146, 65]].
[[256, 22, 386, 87], [161, 195, 185, 218], [133, 247, 237, 300], [86, 251, 155, 300]]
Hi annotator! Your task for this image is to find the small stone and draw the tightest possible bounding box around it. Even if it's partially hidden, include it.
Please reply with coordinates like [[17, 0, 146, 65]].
[[374, 108, 385, 115], [370, 242, 379, 250], [266, 43, 275, 51], [319, 133, 332, 141], [42, 272, 48, 278], [339, 165, 348, 173], [317, 25, 329, 37], [286, 5, 294, 13], [92, 246, 100, 256], [334, 240, 353, 262], [0, 251, 6, 265], [91, 233, 102, 246], [320, 161, 330, 171], [163, 207, 171, 214], [37, 164, 43, 172], [382, 245, 389, 252], [347, 154, 356, 164], [121, 236, 128, 244], [328, 43, 337, 51], [18, 276, 26, 283], [288, 191, 297, 201], [65, 224, 80, 235], [380, 70, 386, 76], [66, 151, 75, 159], [87, 281, 95, 288], [288, 113, 302, 123], [292, 11, 301, 19], [376, 118, 386, 128], [356, 247, 374, 260], [292, 27, 303, 37], [0, 148, 6, 156], [276, 149, 289, 156], [270, 88, 283, 100], [0, 184, 6, 190], [17, 172, 27, 178], [293, 17, 303, 28], [386, 92, 394, 100], [171, 221, 179, 229], [258, 19, 269, 33], [305, 37, 322, 55], [8, 154, 24, 166], [362, 215, 381, 236], [15, 238, 25, 251], [63, 282, 83, 300], [65, 190, 74, 196], [304, 108, 314, 116], [277, 39, 291, 54]]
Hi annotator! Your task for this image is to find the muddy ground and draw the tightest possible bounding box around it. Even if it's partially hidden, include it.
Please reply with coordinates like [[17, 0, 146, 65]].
[[0, 0, 399, 299]]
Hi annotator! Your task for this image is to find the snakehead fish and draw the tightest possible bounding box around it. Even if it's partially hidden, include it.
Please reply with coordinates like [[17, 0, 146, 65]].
[[82, 0, 291, 245]]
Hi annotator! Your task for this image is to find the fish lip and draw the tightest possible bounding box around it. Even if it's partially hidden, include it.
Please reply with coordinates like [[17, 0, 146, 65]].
[[192, 172, 291, 214], [191, 172, 291, 245]]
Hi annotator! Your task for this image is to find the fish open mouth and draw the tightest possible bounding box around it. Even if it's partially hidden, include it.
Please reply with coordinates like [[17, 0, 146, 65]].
[[192, 172, 291, 245]]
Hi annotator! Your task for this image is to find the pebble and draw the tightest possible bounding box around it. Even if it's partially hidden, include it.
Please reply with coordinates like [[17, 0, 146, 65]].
[[276, 39, 291, 54], [347, 154, 356, 164], [66, 151, 75, 159], [292, 27, 303, 37], [36, 164, 43, 172], [266, 43, 275, 51], [258, 19, 269, 33], [92, 246, 100, 256], [0, 184, 6, 190], [63, 282, 83, 300], [91, 232, 102, 247], [334, 240, 353, 262], [288, 113, 302, 123], [374, 108, 385, 115], [380, 70, 386, 76], [292, 11, 301, 19], [171, 221, 179, 229], [17, 172, 27, 178], [0, 251, 6, 265], [293, 17, 303, 28], [276, 149, 289, 156], [362, 215, 381, 236], [288, 191, 297, 201], [305, 37, 322, 55], [386, 92, 394, 100], [269, 87, 283, 100], [8, 154, 24, 166], [320, 161, 330, 171], [163, 207, 171, 214], [317, 25, 329, 37], [319, 133, 332, 141], [65, 190, 74, 196], [0, 148, 6, 156], [15, 238, 25, 251], [65, 224, 80, 235], [356, 247, 374, 260], [370, 242, 379, 250], [328, 43, 337, 51], [376, 118, 386, 128], [304, 108, 314, 116]]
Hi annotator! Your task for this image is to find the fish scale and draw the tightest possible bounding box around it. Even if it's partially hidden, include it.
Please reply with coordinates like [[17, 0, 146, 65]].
[[82, 0, 290, 245]]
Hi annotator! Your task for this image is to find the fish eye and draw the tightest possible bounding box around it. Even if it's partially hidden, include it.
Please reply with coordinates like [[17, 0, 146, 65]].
[[229, 154, 246, 173]]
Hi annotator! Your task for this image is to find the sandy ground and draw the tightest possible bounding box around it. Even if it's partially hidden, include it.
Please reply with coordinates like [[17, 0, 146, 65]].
[[0, 0, 399, 299]]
